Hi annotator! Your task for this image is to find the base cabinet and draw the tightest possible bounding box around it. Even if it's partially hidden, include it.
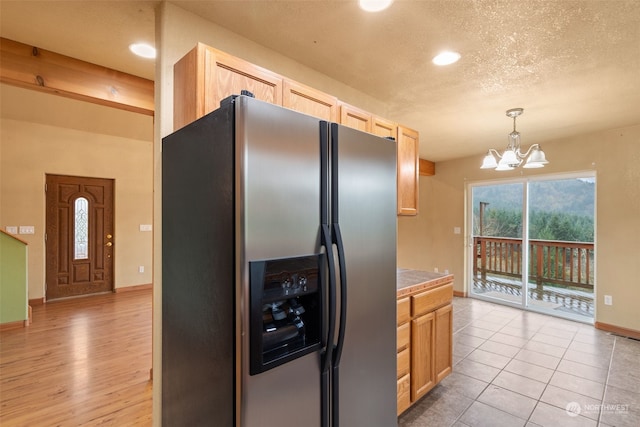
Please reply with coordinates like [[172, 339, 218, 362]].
[[397, 282, 453, 415]]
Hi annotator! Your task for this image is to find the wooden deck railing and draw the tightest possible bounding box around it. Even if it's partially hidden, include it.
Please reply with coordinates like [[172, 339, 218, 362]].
[[474, 236, 594, 291]]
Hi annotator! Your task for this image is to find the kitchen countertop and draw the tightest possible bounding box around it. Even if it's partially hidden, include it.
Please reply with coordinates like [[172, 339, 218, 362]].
[[397, 268, 454, 298]]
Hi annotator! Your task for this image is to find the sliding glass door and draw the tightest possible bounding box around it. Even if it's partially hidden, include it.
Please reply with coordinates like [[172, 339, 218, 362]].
[[468, 173, 595, 322]]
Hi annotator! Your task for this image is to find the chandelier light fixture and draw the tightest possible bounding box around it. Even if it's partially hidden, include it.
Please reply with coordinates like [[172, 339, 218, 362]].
[[480, 108, 549, 171]]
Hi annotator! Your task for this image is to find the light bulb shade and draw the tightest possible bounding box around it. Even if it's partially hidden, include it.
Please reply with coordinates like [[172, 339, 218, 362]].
[[528, 146, 549, 164], [480, 152, 498, 169], [500, 149, 519, 166]]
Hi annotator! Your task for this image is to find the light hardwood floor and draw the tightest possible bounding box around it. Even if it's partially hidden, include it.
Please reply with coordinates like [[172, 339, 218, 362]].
[[0, 289, 152, 426]]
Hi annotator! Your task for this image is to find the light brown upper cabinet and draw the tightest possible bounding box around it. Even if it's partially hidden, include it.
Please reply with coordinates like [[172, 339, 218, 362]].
[[283, 79, 337, 122], [397, 126, 420, 216], [173, 43, 283, 130], [339, 102, 372, 133], [173, 43, 423, 216], [372, 116, 397, 140]]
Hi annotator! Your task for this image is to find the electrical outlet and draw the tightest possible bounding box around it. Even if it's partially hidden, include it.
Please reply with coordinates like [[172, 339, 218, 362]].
[[604, 295, 613, 306], [434, 267, 439, 273], [453, 227, 461, 234], [139, 224, 152, 232], [5, 226, 18, 234], [139, 266, 145, 274]]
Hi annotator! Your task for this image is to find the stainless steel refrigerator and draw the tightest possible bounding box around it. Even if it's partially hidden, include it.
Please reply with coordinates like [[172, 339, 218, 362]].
[[162, 95, 397, 426]]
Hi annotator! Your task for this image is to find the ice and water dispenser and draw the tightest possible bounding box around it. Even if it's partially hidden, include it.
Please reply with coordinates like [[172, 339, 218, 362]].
[[249, 254, 323, 375]]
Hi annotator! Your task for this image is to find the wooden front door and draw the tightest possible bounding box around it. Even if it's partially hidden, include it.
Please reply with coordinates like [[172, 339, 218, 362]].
[[45, 174, 114, 300]]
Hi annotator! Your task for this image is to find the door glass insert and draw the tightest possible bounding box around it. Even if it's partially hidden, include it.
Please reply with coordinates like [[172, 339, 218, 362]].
[[527, 177, 595, 321], [471, 182, 524, 305], [74, 197, 89, 260]]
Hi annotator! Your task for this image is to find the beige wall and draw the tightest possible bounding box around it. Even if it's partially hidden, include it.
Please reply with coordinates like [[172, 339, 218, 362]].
[[399, 124, 640, 331], [0, 84, 154, 300]]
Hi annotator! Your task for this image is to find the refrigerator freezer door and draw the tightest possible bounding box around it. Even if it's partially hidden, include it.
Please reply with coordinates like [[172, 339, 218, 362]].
[[332, 124, 398, 427], [236, 97, 323, 427], [162, 106, 236, 426]]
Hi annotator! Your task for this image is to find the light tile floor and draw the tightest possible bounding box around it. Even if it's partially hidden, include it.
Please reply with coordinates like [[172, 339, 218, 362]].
[[398, 297, 640, 427]]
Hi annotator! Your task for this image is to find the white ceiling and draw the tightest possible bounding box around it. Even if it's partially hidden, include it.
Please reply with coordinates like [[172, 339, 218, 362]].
[[1, 0, 639, 162]]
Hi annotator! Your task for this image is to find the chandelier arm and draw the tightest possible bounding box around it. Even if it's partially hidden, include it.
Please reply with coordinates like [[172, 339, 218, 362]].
[[519, 143, 540, 159], [488, 148, 503, 159]]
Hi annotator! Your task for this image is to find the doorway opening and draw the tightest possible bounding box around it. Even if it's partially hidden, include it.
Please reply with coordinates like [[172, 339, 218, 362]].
[[468, 173, 596, 323], [45, 174, 115, 300]]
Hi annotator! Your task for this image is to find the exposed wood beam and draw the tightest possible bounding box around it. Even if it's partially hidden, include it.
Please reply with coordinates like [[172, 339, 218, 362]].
[[0, 37, 154, 115], [419, 158, 435, 176]]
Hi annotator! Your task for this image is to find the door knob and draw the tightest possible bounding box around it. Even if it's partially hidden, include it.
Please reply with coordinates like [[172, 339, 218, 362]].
[[106, 234, 112, 239], [106, 242, 113, 247]]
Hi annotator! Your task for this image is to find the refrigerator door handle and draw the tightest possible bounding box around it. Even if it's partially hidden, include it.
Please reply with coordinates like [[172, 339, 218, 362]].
[[331, 223, 347, 368], [331, 222, 347, 427], [320, 224, 336, 427], [319, 121, 335, 427]]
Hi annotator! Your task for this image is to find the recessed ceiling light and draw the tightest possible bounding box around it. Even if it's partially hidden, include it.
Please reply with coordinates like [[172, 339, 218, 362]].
[[359, 0, 394, 12], [432, 51, 461, 66], [129, 43, 156, 59]]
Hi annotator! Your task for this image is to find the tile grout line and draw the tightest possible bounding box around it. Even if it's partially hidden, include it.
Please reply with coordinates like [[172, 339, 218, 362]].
[[598, 335, 617, 426]]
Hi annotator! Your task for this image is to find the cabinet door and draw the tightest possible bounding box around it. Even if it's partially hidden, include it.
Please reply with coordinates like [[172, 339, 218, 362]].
[[434, 304, 453, 382], [411, 311, 435, 401], [283, 79, 337, 121], [206, 48, 282, 110], [339, 102, 372, 133], [173, 43, 283, 130], [372, 116, 397, 139], [397, 125, 419, 216]]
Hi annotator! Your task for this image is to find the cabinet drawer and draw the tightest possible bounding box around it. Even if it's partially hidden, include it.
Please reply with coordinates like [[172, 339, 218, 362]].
[[397, 347, 410, 379], [397, 322, 410, 352], [412, 284, 453, 317], [397, 374, 411, 416], [397, 297, 410, 326]]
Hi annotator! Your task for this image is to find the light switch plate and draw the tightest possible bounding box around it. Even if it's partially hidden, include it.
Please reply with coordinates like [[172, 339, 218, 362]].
[[19, 226, 35, 234], [139, 224, 152, 232], [6, 226, 18, 234]]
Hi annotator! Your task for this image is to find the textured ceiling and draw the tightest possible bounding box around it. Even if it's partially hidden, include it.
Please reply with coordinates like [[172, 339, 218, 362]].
[[1, 0, 639, 162]]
